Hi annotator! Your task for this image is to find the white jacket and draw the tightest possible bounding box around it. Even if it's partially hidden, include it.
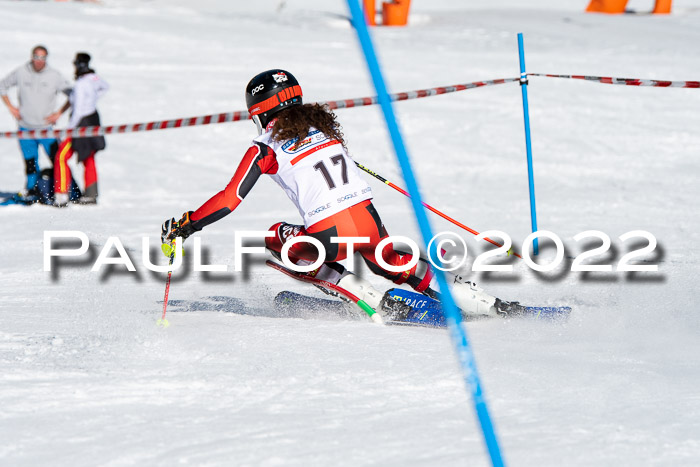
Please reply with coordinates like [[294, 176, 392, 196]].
[[69, 73, 109, 128]]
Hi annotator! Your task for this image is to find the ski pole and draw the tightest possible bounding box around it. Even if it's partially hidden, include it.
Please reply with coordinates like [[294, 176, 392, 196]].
[[354, 160, 522, 259], [157, 245, 176, 328]]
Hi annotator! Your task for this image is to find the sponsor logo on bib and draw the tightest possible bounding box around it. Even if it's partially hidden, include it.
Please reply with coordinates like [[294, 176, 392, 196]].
[[282, 130, 326, 154]]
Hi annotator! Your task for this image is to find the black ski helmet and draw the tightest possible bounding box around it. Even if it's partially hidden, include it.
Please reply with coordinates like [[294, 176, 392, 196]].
[[245, 69, 302, 134], [73, 52, 92, 76]]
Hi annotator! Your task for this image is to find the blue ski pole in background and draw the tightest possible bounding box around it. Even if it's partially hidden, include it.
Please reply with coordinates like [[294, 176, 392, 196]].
[[346, 1, 505, 466], [518, 32, 539, 255]]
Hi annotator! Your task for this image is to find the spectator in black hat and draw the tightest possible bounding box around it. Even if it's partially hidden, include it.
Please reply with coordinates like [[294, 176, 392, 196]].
[[53, 52, 109, 206]]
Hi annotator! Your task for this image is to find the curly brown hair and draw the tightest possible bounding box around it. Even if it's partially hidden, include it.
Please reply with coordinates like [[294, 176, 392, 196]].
[[270, 103, 346, 150]]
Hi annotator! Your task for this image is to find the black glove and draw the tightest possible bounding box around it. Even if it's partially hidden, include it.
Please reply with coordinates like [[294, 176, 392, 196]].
[[161, 211, 199, 244]]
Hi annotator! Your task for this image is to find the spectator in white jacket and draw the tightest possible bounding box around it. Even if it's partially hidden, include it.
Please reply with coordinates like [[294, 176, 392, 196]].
[[54, 52, 109, 206]]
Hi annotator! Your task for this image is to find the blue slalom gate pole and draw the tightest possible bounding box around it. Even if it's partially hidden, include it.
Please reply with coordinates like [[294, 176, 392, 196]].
[[517, 33, 539, 255], [345, 1, 505, 465]]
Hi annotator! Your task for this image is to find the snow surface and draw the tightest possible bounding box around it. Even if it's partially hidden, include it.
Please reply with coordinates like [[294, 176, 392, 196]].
[[1, 0, 699, 466]]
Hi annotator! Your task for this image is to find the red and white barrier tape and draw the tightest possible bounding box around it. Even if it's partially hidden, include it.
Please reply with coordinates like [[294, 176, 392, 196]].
[[7, 73, 695, 140], [1, 110, 251, 140], [528, 73, 700, 89], [326, 77, 520, 110], [1, 77, 519, 140]]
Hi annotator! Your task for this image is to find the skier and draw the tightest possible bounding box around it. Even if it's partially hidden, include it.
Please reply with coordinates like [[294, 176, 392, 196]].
[[161, 69, 508, 319], [53, 52, 109, 207]]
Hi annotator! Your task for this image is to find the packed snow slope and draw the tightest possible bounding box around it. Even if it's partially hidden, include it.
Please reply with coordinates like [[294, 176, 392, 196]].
[[1, 1, 699, 466]]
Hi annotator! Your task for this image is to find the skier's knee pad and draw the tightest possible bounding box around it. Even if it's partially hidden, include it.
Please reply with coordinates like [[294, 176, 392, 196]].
[[266, 222, 304, 251], [49, 141, 59, 161], [265, 222, 284, 252], [267, 222, 316, 264], [24, 158, 38, 176]]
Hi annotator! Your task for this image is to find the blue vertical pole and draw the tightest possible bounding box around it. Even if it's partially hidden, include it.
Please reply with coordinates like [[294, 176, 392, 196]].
[[517, 33, 539, 255], [346, 1, 505, 466]]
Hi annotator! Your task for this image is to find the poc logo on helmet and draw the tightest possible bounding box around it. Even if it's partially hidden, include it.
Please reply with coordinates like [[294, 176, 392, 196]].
[[251, 84, 265, 95], [272, 72, 288, 83]]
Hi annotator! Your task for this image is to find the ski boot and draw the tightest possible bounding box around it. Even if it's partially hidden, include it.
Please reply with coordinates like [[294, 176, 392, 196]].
[[336, 273, 420, 324], [12, 188, 39, 205], [378, 293, 414, 321], [450, 275, 500, 318], [493, 299, 528, 317], [336, 273, 385, 324], [451, 275, 529, 318], [78, 184, 98, 205], [54, 192, 70, 208]]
